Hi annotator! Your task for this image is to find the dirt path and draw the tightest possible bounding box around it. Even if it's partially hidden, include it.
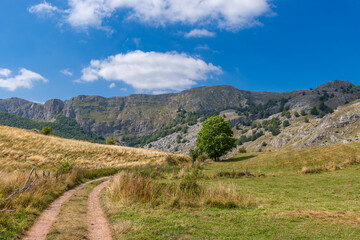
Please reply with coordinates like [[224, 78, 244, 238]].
[[87, 180, 113, 240], [22, 177, 109, 240]]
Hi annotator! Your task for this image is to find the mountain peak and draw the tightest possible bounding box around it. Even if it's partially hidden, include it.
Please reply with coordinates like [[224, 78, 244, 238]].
[[314, 80, 355, 91]]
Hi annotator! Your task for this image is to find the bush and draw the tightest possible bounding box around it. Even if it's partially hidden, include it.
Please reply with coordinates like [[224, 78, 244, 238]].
[[41, 127, 51, 135], [301, 110, 307, 116], [310, 107, 319, 116], [106, 139, 115, 145], [189, 148, 201, 162], [283, 120, 290, 127], [196, 154, 207, 162], [238, 147, 247, 153]]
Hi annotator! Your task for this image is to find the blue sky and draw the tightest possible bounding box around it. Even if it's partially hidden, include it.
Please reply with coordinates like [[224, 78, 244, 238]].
[[0, 0, 360, 102]]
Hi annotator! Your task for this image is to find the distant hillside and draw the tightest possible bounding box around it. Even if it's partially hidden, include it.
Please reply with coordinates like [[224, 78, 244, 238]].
[[0, 111, 105, 143], [1, 80, 360, 152]]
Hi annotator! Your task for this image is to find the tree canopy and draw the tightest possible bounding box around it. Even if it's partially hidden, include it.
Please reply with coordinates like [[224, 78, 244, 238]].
[[196, 116, 236, 161]]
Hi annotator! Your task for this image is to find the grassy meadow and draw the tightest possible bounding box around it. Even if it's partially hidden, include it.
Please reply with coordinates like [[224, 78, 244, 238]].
[[102, 143, 360, 240], [1, 125, 360, 239]]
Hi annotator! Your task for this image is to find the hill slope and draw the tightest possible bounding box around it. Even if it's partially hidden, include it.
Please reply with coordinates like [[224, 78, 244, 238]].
[[0, 125, 187, 171]]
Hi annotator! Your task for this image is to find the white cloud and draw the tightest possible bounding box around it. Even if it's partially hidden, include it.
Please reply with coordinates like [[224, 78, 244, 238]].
[[0, 68, 11, 77], [109, 83, 116, 88], [195, 44, 210, 51], [29, 0, 272, 31], [28, 1, 61, 15], [133, 38, 141, 47], [60, 68, 73, 76], [0, 68, 47, 91], [79, 50, 222, 93], [185, 29, 215, 38]]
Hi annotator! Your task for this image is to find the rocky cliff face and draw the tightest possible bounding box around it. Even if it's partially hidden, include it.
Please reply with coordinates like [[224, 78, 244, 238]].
[[0, 80, 359, 145]]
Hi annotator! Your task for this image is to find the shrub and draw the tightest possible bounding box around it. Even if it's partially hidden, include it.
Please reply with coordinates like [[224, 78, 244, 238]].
[[189, 148, 201, 162], [196, 154, 207, 162], [310, 107, 319, 116], [283, 120, 290, 127], [41, 127, 51, 135], [106, 139, 115, 145], [238, 147, 247, 153]]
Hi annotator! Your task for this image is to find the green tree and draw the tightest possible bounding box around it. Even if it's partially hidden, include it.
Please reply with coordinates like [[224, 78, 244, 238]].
[[310, 107, 319, 116], [300, 110, 307, 116], [283, 120, 290, 127], [196, 116, 236, 161], [41, 127, 51, 135]]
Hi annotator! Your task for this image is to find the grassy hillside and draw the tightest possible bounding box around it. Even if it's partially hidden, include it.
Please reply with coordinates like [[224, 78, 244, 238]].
[[0, 111, 105, 143], [0, 125, 187, 171], [102, 142, 360, 239], [0, 125, 188, 239]]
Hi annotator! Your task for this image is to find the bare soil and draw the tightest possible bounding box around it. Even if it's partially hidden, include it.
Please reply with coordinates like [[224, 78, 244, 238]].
[[87, 180, 113, 240]]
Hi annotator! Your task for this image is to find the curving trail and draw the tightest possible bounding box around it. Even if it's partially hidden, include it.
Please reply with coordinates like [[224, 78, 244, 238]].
[[87, 180, 113, 240], [22, 177, 109, 240]]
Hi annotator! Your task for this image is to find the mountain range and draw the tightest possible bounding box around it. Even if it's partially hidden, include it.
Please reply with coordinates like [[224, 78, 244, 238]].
[[1, 80, 360, 154]]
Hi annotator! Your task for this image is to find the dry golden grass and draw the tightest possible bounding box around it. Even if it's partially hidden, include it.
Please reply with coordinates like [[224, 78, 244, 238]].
[[107, 169, 255, 209], [0, 125, 188, 171], [300, 156, 360, 174]]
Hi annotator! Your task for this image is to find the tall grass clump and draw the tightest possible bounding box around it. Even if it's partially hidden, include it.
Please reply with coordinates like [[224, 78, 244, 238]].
[[301, 156, 360, 174], [108, 167, 255, 209]]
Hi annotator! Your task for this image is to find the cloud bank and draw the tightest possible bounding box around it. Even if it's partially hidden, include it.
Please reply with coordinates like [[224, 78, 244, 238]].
[[30, 0, 272, 31], [0, 68, 47, 91], [80, 50, 222, 93]]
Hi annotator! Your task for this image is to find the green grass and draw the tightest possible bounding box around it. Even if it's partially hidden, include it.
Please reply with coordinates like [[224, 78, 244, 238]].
[[102, 143, 360, 239], [206, 142, 360, 175]]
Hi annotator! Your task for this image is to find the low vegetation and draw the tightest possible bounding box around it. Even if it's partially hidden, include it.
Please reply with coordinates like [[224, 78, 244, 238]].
[[107, 166, 255, 209]]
